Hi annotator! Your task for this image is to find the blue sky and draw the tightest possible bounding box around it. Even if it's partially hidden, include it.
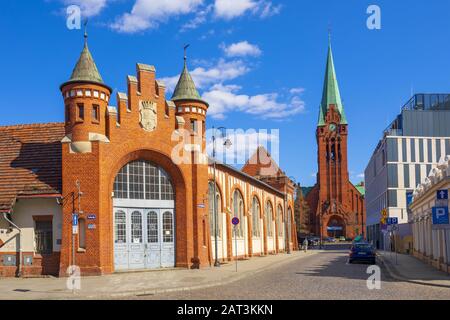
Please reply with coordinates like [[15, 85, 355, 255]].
[[1, 0, 450, 187]]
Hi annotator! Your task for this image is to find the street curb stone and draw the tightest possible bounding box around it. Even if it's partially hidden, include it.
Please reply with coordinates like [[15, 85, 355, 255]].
[[377, 254, 450, 289]]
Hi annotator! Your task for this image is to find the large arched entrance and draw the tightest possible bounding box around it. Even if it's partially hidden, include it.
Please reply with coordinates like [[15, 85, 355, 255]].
[[326, 216, 345, 238], [113, 160, 175, 271]]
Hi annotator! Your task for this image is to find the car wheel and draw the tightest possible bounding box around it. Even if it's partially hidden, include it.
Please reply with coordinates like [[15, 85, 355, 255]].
[[348, 259, 353, 264]]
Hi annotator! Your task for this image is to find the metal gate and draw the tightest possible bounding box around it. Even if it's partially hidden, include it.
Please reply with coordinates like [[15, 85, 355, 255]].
[[114, 208, 175, 271]]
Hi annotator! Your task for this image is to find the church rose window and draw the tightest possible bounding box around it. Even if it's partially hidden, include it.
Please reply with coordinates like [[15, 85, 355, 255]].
[[114, 161, 174, 200]]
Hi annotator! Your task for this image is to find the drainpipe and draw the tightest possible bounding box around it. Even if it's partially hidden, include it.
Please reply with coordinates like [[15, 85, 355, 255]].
[[3, 212, 22, 277]]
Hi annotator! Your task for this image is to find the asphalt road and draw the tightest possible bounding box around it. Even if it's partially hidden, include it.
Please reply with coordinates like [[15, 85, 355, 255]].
[[131, 244, 450, 300]]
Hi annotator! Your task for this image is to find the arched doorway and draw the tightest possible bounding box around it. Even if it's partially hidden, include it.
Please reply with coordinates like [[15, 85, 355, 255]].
[[327, 216, 345, 238], [113, 160, 175, 271]]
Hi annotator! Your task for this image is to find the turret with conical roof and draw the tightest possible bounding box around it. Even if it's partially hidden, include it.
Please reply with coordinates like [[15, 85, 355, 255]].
[[171, 47, 208, 139], [60, 30, 112, 152], [318, 42, 347, 126]]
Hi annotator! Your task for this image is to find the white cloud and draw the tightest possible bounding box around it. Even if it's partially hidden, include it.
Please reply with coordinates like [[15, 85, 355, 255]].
[[214, 0, 281, 20], [221, 41, 262, 57], [202, 84, 305, 120], [111, 0, 204, 33], [214, 0, 258, 19], [181, 4, 213, 31], [63, 0, 108, 17], [290, 87, 305, 95], [161, 59, 250, 92], [357, 173, 365, 179]]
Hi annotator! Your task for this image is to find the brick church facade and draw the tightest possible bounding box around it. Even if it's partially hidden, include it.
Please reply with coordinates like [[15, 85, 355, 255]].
[[0, 34, 297, 277], [305, 43, 365, 240]]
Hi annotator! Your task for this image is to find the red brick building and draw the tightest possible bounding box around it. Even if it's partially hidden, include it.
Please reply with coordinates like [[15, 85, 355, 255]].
[[305, 43, 365, 240], [0, 35, 297, 277]]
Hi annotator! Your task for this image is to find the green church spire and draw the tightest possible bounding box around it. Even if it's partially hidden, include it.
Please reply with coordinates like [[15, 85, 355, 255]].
[[318, 42, 347, 126], [171, 45, 208, 105]]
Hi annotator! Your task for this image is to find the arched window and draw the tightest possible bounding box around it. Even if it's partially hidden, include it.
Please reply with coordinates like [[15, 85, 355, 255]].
[[266, 201, 273, 237], [232, 190, 244, 238], [147, 211, 158, 243], [208, 181, 222, 238], [113, 160, 174, 200], [162, 211, 174, 243], [114, 210, 126, 244], [277, 205, 284, 237], [131, 211, 142, 244], [252, 197, 261, 237]]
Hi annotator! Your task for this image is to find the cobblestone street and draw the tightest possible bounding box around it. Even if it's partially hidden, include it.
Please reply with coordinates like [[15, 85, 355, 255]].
[[134, 245, 450, 300]]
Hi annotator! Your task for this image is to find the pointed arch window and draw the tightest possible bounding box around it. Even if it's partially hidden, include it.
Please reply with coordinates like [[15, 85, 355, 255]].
[[265, 201, 274, 237], [208, 181, 223, 238], [232, 190, 244, 238], [252, 197, 261, 237]]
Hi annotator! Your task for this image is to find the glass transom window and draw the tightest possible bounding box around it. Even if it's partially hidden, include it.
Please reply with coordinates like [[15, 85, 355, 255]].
[[113, 160, 174, 200]]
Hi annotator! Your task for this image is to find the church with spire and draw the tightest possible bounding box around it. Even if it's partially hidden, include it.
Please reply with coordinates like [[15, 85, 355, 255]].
[[304, 42, 365, 240], [0, 32, 297, 277]]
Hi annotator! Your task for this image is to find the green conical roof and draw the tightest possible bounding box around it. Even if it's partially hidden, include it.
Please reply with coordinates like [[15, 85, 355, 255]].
[[318, 43, 347, 126], [60, 32, 109, 91], [171, 59, 208, 105], [70, 41, 104, 84]]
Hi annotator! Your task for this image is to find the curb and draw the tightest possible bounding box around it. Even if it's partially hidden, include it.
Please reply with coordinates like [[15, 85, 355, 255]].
[[377, 254, 450, 289], [61, 251, 321, 300]]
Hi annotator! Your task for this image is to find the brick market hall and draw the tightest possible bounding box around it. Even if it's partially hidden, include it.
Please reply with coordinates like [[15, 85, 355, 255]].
[[0, 34, 299, 277]]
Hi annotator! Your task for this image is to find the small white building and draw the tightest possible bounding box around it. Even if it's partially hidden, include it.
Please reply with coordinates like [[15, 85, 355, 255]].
[[409, 155, 450, 274]]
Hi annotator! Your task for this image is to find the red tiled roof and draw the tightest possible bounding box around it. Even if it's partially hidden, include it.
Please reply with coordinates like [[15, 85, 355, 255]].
[[242, 146, 284, 177], [0, 123, 65, 213]]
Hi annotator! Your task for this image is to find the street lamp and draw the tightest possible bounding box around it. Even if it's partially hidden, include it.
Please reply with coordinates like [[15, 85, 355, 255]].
[[211, 126, 232, 267]]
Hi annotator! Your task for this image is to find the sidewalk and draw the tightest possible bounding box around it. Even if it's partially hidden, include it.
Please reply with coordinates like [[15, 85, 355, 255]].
[[0, 250, 319, 300], [378, 251, 450, 288]]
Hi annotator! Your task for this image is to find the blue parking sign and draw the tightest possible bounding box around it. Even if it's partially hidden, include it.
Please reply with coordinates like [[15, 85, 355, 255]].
[[387, 217, 398, 225], [432, 207, 449, 225]]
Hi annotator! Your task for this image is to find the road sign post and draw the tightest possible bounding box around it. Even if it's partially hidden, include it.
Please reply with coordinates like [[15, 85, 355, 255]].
[[232, 217, 240, 272]]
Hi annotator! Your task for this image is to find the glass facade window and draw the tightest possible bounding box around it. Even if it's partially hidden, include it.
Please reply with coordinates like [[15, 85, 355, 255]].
[[92, 104, 100, 122], [419, 139, 424, 162], [427, 139, 432, 163], [131, 211, 143, 243], [387, 164, 398, 188], [436, 139, 441, 161], [402, 138, 407, 162], [403, 164, 410, 189], [77, 103, 84, 121], [415, 164, 421, 186], [410, 139, 416, 162]]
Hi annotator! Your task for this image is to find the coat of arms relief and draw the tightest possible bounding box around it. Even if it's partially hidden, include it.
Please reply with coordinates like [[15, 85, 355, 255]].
[[139, 100, 157, 132]]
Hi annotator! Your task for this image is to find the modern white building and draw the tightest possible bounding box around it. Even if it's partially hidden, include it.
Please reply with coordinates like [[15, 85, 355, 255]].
[[365, 94, 450, 251], [409, 156, 450, 273]]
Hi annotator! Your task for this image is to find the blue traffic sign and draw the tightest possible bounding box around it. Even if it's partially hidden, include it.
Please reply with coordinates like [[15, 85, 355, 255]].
[[437, 190, 448, 200], [432, 207, 449, 225], [72, 213, 79, 226], [231, 217, 240, 226], [387, 217, 399, 225]]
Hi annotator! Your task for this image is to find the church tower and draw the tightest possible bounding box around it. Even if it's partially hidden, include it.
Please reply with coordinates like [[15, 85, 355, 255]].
[[316, 41, 349, 210], [305, 40, 365, 240]]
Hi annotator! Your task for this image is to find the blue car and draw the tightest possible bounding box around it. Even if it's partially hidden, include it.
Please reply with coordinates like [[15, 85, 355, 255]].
[[349, 243, 376, 264]]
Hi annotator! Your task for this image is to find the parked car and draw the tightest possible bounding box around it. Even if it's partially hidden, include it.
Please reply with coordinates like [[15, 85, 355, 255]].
[[339, 236, 346, 242], [325, 237, 337, 243], [349, 243, 376, 264]]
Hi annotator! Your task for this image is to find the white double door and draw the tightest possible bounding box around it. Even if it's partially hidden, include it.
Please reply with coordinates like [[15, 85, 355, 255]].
[[114, 207, 175, 271]]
